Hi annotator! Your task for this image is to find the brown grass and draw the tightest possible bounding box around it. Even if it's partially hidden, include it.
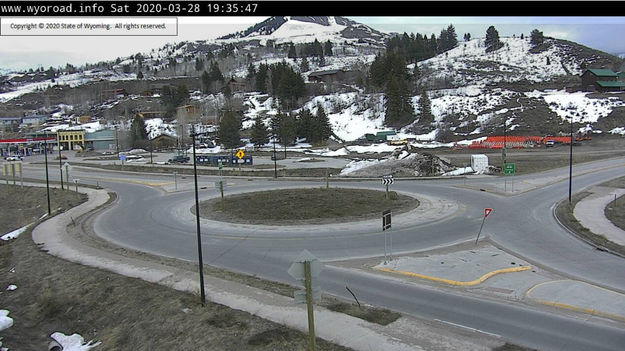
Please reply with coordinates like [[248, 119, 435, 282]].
[[0, 185, 352, 351], [199, 188, 419, 225]]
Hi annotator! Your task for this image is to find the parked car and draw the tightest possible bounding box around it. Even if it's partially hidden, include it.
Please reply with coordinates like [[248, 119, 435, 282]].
[[545, 140, 555, 147]]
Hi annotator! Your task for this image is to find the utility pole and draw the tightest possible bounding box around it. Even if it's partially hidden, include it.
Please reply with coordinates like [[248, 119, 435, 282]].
[[568, 117, 573, 203], [58, 135, 64, 190], [272, 134, 277, 179], [191, 130, 207, 306], [43, 135, 51, 216], [115, 126, 119, 154]]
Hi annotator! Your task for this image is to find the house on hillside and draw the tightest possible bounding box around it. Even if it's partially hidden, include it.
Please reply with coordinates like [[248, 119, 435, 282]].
[[308, 69, 359, 85], [0, 116, 21, 126], [150, 133, 177, 150], [100, 88, 128, 101], [176, 104, 201, 122], [227, 77, 247, 93], [581, 69, 625, 92], [136, 111, 165, 119], [21, 114, 48, 126]]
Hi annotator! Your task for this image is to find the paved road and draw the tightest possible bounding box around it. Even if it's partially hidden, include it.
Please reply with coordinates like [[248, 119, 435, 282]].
[[18, 156, 625, 350]]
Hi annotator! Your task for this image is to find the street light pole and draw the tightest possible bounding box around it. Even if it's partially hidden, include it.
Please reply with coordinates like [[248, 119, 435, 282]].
[[58, 135, 64, 190], [569, 117, 574, 203], [272, 133, 277, 179], [191, 130, 207, 306], [43, 134, 51, 215]]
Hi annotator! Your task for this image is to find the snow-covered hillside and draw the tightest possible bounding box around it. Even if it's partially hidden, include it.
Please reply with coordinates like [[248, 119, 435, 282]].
[[419, 37, 584, 88]]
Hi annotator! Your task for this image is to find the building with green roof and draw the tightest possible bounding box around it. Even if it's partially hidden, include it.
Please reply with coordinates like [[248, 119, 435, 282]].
[[581, 68, 623, 92]]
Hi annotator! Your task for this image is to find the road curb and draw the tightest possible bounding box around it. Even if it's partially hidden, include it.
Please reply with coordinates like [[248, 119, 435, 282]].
[[376, 265, 531, 286], [525, 280, 625, 323], [552, 197, 625, 259]]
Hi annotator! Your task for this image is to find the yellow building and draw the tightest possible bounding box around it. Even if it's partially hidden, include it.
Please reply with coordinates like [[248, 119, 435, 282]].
[[57, 130, 86, 150]]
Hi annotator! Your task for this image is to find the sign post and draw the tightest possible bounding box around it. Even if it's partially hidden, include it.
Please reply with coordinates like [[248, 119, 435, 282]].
[[288, 250, 324, 351], [382, 210, 392, 263], [504, 163, 515, 192], [475, 208, 493, 245], [381, 175, 394, 199], [236, 149, 245, 173]]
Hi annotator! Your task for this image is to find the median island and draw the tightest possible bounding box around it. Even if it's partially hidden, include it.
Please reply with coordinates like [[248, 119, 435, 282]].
[[198, 188, 419, 225]]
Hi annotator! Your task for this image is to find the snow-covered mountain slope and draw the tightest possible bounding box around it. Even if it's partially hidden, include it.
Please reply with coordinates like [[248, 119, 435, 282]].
[[419, 36, 619, 88], [219, 16, 388, 46]]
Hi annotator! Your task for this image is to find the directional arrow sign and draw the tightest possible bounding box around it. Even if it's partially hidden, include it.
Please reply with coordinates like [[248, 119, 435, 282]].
[[287, 249, 324, 280]]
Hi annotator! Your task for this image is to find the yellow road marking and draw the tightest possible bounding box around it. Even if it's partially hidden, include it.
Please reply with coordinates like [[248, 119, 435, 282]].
[[376, 265, 531, 286]]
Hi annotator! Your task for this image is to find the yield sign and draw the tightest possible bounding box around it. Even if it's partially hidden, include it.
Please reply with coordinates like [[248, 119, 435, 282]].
[[484, 208, 493, 218]]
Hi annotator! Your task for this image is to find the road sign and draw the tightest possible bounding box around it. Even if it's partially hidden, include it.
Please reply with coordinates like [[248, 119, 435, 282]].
[[63, 162, 71, 169], [287, 250, 324, 281], [218, 160, 223, 170], [119, 154, 126, 161], [381, 175, 394, 185], [504, 163, 515, 174], [236, 149, 245, 159], [382, 210, 392, 231], [484, 208, 493, 218]]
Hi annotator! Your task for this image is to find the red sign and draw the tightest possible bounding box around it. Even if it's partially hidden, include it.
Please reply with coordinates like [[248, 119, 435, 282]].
[[484, 208, 493, 218]]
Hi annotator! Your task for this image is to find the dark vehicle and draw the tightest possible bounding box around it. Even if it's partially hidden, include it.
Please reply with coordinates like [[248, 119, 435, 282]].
[[168, 149, 190, 163]]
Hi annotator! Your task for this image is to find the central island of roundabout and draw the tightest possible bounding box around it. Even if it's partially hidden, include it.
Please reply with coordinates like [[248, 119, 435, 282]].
[[197, 187, 420, 225]]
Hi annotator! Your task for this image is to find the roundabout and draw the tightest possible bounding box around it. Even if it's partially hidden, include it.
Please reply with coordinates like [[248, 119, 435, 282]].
[[23, 155, 625, 351]]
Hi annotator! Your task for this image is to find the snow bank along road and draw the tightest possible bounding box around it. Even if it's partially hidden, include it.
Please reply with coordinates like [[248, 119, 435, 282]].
[[25, 157, 625, 351]]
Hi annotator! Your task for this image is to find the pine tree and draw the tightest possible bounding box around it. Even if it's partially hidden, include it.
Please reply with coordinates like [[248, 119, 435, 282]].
[[130, 115, 148, 148], [256, 63, 268, 93], [200, 70, 211, 93], [271, 113, 297, 147], [313, 104, 332, 143], [195, 57, 204, 72], [300, 57, 310, 72], [287, 43, 297, 59], [384, 74, 414, 127], [218, 110, 241, 150], [208, 62, 224, 82], [418, 91, 434, 126], [530, 29, 545, 46], [297, 109, 314, 141], [485, 26, 503, 52], [250, 117, 269, 149], [324, 40, 333, 56], [246, 63, 256, 79]]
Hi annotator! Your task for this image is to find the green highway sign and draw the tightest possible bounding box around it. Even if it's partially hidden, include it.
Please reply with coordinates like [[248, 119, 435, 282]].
[[504, 163, 516, 174]]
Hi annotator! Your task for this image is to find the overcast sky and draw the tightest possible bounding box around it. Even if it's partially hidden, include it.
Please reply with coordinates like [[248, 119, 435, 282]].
[[1, 16, 624, 72]]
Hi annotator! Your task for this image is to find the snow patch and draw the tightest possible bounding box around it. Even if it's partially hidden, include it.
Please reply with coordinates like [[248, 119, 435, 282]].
[[51, 332, 101, 351], [1, 225, 29, 241]]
